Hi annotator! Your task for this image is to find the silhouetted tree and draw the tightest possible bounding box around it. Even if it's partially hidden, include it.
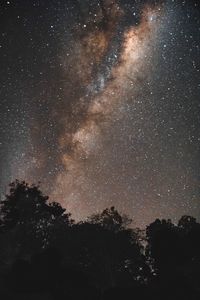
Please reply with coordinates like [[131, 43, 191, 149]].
[[146, 219, 182, 275], [87, 206, 132, 231], [1, 180, 200, 299], [65, 207, 151, 289], [177, 215, 200, 293], [178, 215, 198, 231], [0, 180, 73, 261]]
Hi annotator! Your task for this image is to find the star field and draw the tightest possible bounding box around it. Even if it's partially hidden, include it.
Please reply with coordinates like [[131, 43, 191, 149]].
[[0, 0, 200, 227]]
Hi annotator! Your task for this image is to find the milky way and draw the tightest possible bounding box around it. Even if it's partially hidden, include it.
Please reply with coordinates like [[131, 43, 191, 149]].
[[0, 0, 200, 227]]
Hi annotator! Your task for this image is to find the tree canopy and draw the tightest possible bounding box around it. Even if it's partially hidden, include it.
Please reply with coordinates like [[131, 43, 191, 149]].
[[0, 180, 199, 300]]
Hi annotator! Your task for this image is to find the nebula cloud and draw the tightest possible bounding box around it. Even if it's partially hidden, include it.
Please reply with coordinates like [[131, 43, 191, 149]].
[[51, 2, 163, 218], [2, 0, 199, 227]]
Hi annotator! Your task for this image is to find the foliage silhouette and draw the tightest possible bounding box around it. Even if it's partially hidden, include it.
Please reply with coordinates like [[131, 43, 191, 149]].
[[0, 180, 73, 262], [0, 181, 200, 299]]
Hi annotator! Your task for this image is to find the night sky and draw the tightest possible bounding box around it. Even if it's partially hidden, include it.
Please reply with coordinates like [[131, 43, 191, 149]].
[[0, 0, 200, 227]]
